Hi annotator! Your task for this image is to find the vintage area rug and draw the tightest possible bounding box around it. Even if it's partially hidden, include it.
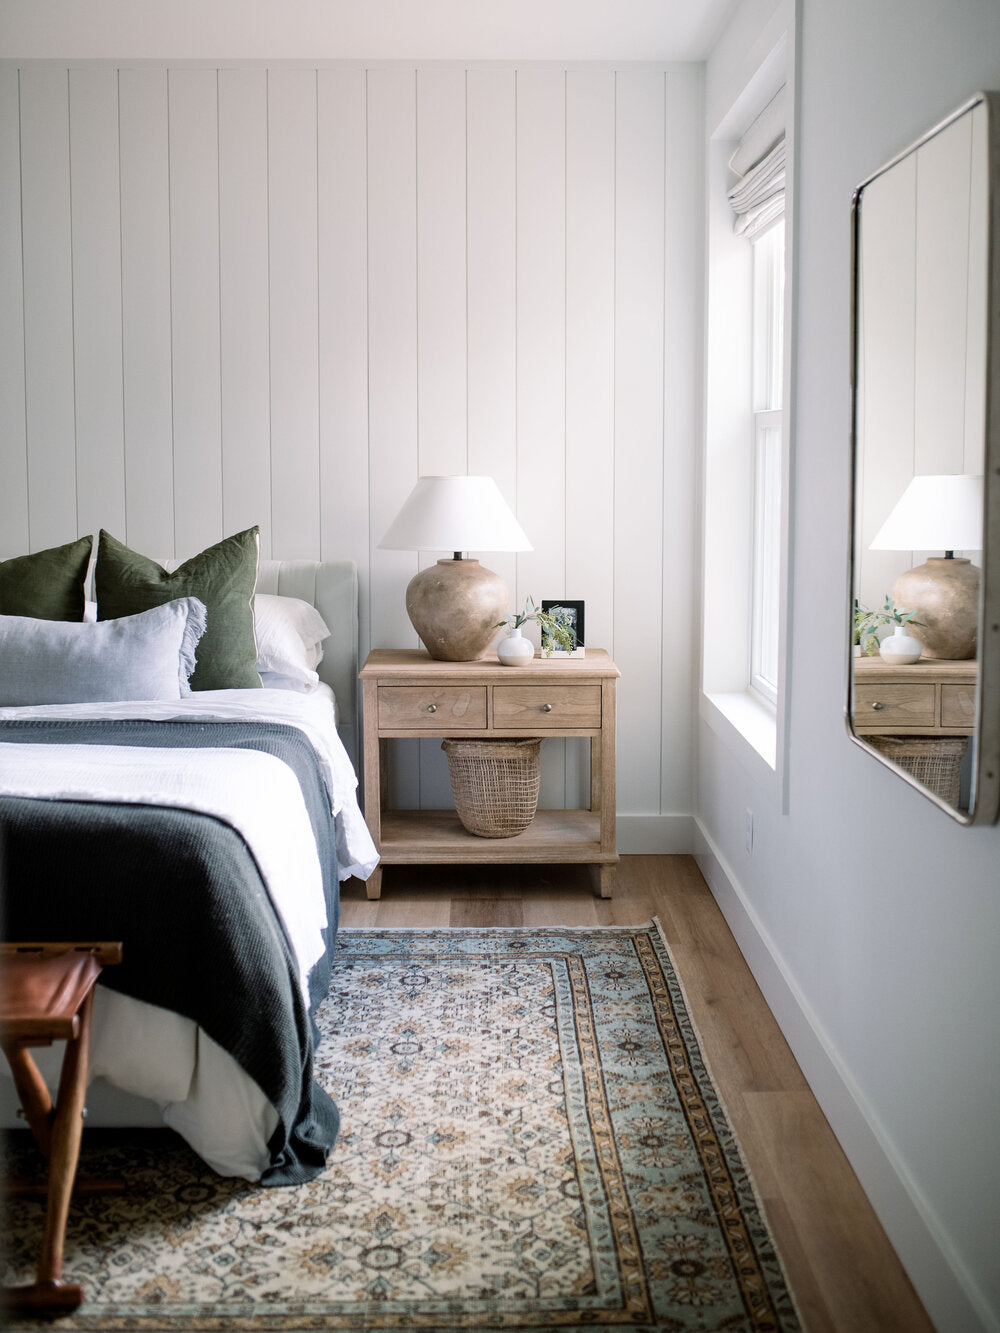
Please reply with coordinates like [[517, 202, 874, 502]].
[[4, 923, 801, 1331]]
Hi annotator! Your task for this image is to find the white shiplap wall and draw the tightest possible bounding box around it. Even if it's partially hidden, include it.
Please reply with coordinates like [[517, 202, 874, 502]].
[[0, 61, 701, 838]]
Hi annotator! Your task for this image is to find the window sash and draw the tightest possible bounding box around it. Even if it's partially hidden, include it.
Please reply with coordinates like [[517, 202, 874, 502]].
[[750, 412, 782, 704], [749, 218, 785, 708]]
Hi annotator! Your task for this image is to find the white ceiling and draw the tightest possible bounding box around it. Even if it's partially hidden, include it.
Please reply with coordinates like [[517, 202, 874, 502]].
[[0, 0, 738, 63]]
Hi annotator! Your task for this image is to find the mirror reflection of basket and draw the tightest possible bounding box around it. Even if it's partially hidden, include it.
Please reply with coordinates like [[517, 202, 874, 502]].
[[867, 735, 968, 807], [441, 737, 542, 838]]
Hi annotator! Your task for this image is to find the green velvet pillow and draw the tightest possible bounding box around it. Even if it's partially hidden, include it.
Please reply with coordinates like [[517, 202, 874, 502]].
[[0, 536, 93, 621], [95, 527, 261, 691]]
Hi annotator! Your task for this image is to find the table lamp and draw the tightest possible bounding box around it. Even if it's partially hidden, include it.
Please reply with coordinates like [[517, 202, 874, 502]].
[[378, 475, 532, 661], [869, 473, 983, 658]]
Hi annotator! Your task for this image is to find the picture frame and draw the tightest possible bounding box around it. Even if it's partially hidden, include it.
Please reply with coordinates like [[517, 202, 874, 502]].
[[541, 600, 585, 657]]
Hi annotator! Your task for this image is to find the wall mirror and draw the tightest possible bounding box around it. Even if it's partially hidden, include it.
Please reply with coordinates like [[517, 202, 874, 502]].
[[848, 92, 1000, 824]]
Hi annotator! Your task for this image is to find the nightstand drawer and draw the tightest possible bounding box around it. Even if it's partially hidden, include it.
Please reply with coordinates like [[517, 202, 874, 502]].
[[941, 684, 976, 728], [378, 686, 487, 729], [854, 682, 935, 727], [493, 684, 602, 729]]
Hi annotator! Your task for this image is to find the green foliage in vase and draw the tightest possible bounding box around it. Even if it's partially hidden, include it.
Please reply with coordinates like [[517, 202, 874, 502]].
[[854, 596, 923, 655], [497, 596, 576, 656]]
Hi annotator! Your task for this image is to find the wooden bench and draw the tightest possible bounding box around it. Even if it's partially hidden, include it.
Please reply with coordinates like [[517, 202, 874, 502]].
[[2, 942, 123, 1315]]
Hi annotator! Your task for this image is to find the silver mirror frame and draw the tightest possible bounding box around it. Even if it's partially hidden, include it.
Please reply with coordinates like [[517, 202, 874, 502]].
[[848, 92, 1000, 825]]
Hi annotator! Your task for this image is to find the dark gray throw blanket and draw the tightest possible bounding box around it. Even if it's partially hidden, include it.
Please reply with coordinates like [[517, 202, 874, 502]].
[[0, 718, 341, 1185]]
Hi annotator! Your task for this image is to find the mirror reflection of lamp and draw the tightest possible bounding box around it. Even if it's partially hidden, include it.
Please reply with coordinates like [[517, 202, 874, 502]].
[[869, 474, 983, 659], [378, 475, 533, 661]]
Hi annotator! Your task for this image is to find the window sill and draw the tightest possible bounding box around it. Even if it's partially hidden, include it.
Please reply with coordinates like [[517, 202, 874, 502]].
[[701, 689, 779, 786]]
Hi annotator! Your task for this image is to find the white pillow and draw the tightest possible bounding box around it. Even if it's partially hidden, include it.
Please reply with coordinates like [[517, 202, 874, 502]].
[[253, 594, 330, 688], [0, 597, 207, 705]]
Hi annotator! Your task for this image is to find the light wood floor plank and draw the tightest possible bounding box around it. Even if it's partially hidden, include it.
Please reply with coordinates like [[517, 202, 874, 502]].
[[339, 854, 933, 1331]]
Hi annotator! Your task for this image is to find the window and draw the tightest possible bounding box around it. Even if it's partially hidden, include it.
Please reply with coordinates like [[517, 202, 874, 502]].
[[750, 219, 785, 705], [702, 57, 792, 792]]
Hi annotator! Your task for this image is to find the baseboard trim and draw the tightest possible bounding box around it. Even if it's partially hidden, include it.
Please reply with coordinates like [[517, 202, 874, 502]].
[[615, 813, 695, 853], [693, 819, 996, 1333]]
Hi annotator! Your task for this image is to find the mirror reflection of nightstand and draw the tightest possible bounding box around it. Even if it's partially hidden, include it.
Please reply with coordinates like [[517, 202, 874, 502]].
[[851, 655, 976, 807]]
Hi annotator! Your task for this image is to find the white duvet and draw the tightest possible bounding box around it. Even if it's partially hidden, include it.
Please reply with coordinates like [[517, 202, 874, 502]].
[[0, 687, 378, 1179]]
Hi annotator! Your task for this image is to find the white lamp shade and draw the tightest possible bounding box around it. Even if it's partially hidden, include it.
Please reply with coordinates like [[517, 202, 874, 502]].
[[378, 475, 532, 554], [869, 474, 983, 552]]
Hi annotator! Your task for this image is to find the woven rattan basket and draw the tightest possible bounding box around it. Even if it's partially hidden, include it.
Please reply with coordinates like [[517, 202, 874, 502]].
[[867, 735, 968, 807], [441, 737, 542, 838]]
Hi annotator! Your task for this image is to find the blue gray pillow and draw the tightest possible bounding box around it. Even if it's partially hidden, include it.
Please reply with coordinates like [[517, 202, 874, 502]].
[[0, 598, 207, 706]]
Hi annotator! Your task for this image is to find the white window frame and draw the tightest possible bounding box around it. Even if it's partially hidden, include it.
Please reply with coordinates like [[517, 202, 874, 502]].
[[700, 49, 794, 807]]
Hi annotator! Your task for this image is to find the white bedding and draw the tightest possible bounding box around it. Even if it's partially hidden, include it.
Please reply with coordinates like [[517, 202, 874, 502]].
[[0, 684, 378, 881], [0, 686, 378, 1179], [0, 742, 327, 1003]]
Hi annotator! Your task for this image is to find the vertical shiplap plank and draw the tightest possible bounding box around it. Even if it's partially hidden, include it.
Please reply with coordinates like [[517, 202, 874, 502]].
[[416, 67, 467, 477], [19, 67, 77, 549], [169, 68, 222, 556], [268, 68, 320, 558], [856, 156, 916, 605], [119, 67, 174, 555], [69, 67, 125, 544], [317, 68, 369, 627], [517, 68, 567, 808], [367, 67, 419, 808], [218, 68, 271, 552], [566, 69, 614, 641], [0, 66, 28, 554], [661, 65, 701, 814], [417, 66, 468, 806], [614, 69, 665, 817], [914, 115, 972, 476], [566, 68, 615, 806], [964, 101, 988, 475], [367, 66, 418, 648], [467, 67, 518, 603]]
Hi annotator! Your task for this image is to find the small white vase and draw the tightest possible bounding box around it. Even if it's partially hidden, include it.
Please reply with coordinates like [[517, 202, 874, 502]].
[[496, 626, 535, 667], [879, 625, 922, 665]]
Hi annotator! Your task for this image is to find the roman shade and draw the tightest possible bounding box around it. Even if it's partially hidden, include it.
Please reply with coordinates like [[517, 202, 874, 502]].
[[728, 85, 786, 240]]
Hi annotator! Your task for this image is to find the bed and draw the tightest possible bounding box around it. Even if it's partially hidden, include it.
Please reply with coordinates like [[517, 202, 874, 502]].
[[0, 536, 377, 1185]]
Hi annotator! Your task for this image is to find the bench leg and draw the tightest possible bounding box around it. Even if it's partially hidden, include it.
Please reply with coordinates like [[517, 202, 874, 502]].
[[4, 991, 94, 1314]]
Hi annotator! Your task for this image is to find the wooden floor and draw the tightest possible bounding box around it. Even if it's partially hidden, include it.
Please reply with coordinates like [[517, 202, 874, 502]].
[[341, 854, 935, 1333]]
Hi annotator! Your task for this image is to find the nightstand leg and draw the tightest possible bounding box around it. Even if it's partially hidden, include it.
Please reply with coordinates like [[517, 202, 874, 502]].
[[365, 866, 383, 900], [590, 864, 615, 899]]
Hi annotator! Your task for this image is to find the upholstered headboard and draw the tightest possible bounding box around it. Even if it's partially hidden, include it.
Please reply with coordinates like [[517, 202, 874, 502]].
[[159, 555, 360, 772], [255, 559, 360, 773]]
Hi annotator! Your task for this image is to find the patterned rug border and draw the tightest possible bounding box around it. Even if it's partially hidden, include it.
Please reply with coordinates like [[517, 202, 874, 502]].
[[333, 917, 805, 1322], [333, 916, 804, 1332], [5, 919, 804, 1333]]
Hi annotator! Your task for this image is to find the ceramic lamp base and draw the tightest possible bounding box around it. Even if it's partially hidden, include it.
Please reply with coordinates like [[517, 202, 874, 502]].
[[405, 558, 509, 661], [892, 557, 979, 660]]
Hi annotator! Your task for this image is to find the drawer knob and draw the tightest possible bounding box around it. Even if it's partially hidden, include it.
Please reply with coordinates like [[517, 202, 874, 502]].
[[426, 703, 438, 713], [541, 703, 553, 713], [871, 701, 884, 711]]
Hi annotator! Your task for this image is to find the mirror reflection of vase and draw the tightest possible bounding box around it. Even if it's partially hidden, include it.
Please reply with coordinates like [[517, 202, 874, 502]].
[[879, 625, 922, 665]]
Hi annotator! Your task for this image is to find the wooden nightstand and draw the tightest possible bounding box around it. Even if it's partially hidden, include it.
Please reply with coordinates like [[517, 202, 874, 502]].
[[851, 655, 977, 807], [360, 649, 620, 900], [852, 655, 976, 736]]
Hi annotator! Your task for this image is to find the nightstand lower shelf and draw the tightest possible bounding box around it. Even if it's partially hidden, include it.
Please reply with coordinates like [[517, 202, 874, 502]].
[[377, 809, 615, 894]]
